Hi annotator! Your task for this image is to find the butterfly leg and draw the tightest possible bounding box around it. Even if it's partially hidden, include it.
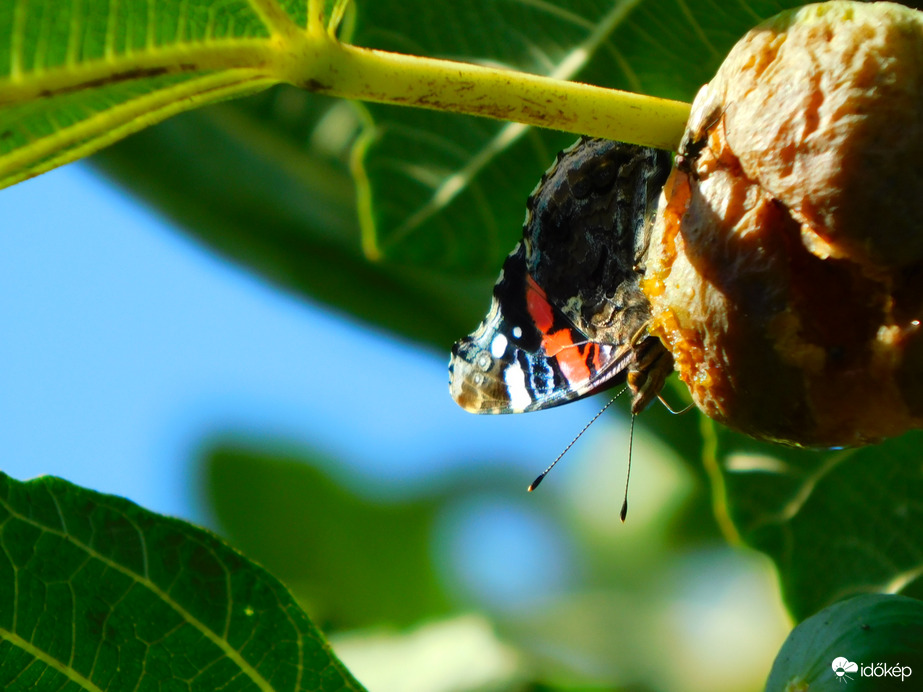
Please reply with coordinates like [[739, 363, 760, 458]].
[[626, 338, 674, 414]]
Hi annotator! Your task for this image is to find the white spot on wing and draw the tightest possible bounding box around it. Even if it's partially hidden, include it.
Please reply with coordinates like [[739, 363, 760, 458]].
[[504, 360, 532, 412], [512, 326, 523, 339], [490, 334, 508, 358]]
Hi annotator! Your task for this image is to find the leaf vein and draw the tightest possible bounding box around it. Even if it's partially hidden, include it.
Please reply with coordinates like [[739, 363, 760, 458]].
[[105, 0, 121, 60], [507, 0, 594, 31], [0, 627, 106, 692], [148, 0, 157, 53], [247, 0, 304, 39], [884, 564, 923, 594], [767, 449, 856, 526], [674, 0, 720, 57], [10, 0, 27, 81], [735, 0, 763, 24], [0, 40, 279, 107], [65, 0, 84, 68]]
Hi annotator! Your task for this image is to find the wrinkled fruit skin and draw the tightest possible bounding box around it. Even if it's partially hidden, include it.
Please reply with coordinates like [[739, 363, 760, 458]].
[[644, 1, 923, 446], [765, 593, 923, 691]]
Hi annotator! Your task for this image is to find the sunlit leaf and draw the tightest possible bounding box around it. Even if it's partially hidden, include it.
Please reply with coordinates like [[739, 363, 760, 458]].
[[0, 472, 365, 691], [0, 0, 325, 187]]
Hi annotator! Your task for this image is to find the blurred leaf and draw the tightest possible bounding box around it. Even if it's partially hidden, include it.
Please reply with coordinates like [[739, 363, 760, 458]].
[[0, 472, 364, 691], [331, 615, 522, 692], [351, 0, 805, 272], [710, 425, 923, 621], [90, 90, 495, 349], [627, 378, 719, 546], [204, 442, 455, 629]]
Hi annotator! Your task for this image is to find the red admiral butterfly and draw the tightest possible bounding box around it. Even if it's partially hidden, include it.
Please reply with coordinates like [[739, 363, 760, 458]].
[[449, 138, 674, 422]]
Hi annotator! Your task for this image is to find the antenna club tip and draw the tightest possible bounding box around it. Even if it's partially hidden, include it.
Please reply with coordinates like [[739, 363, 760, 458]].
[[620, 501, 628, 523], [527, 476, 544, 492]]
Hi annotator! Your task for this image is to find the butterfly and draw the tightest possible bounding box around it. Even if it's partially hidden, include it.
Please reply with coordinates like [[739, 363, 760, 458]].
[[449, 138, 674, 420]]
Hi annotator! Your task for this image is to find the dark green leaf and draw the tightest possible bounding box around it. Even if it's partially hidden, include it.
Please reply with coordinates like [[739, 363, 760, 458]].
[[710, 425, 923, 621], [0, 472, 365, 691]]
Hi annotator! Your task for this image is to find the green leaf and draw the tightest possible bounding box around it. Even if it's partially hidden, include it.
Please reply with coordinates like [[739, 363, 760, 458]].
[[708, 424, 923, 621], [203, 442, 458, 629], [765, 593, 923, 692], [351, 0, 806, 272], [0, 0, 323, 187], [0, 472, 366, 691]]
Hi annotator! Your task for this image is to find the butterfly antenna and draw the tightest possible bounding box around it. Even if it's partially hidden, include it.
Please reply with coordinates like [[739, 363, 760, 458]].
[[620, 413, 636, 522], [528, 389, 626, 492]]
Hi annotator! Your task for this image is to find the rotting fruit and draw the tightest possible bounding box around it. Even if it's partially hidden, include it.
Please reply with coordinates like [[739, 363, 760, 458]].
[[644, 1, 923, 447]]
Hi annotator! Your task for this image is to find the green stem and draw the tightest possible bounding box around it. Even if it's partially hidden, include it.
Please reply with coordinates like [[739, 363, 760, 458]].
[[699, 416, 743, 545], [288, 37, 691, 151]]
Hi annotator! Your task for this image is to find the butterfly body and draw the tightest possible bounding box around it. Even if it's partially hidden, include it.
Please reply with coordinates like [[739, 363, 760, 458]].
[[449, 138, 674, 416]]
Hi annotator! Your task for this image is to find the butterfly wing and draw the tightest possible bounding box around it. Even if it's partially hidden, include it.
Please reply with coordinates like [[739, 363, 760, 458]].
[[523, 138, 671, 341], [449, 241, 635, 413], [449, 139, 673, 414]]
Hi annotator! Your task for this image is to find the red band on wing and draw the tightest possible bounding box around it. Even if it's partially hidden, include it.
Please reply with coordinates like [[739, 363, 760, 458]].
[[545, 331, 593, 383], [526, 275, 554, 333], [526, 273, 598, 386]]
